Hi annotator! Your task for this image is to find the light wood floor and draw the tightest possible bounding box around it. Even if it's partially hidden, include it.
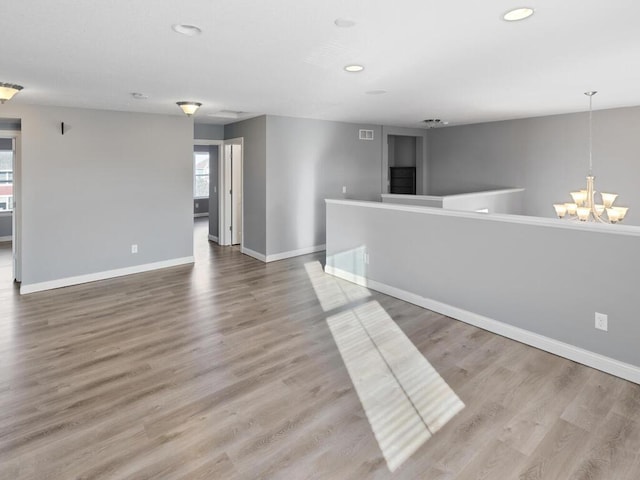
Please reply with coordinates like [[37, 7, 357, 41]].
[[1, 218, 640, 479]]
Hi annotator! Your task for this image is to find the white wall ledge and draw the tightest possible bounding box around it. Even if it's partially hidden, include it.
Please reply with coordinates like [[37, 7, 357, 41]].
[[326, 199, 640, 237], [382, 187, 525, 201]]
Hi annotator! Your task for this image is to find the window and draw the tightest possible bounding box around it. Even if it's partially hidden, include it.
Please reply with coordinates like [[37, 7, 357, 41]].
[[0, 149, 13, 212], [194, 152, 209, 198]]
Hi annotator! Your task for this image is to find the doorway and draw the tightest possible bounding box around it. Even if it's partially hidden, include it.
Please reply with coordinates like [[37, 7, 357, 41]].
[[220, 138, 243, 246], [381, 128, 427, 195], [0, 130, 20, 282], [193, 140, 222, 245]]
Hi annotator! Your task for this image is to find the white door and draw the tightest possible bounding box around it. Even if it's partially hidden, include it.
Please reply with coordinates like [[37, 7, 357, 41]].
[[220, 138, 243, 247], [231, 144, 242, 245], [10, 138, 18, 281]]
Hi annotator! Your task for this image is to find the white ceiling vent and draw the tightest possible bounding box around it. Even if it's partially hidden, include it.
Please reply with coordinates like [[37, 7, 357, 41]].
[[359, 129, 374, 140]]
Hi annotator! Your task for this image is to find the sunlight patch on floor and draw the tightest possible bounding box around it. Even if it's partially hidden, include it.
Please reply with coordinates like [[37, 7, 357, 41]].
[[304, 261, 371, 312], [306, 260, 464, 472]]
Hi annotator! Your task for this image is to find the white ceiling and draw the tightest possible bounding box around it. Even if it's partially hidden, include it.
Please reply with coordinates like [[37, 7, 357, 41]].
[[2, 0, 640, 127]]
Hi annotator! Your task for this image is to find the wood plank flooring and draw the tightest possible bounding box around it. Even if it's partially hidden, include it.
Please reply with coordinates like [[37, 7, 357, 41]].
[[1, 218, 640, 479]]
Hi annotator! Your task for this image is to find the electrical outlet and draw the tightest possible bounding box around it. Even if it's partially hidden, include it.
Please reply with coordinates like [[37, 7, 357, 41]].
[[595, 312, 608, 332], [342, 186, 347, 194], [131, 244, 138, 254]]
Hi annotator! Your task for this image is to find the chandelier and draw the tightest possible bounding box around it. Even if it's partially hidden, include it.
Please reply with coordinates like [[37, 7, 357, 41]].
[[553, 91, 629, 223]]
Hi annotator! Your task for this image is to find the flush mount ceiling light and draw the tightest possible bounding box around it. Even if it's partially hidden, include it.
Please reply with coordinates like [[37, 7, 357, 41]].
[[0, 83, 23, 104], [334, 18, 356, 28], [344, 64, 364, 73], [171, 24, 202, 36], [177, 101, 202, 116], [503, 7, 534, 21]]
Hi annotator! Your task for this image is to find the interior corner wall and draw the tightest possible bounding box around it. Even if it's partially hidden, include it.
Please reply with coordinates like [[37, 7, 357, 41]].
[[427, 105, 640, 225], [265, 115, 382, 258], [2, 104, 194, 288], [194, 123, 224, 140], [224, 116, 267, 256]]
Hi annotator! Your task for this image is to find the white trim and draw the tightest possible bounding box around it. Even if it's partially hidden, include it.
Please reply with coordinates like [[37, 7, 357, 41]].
[[0, 235, 11, 242], [326, 199, 640, 237], [208, 234, 218, 243], [381, 188, 525, 202], [325, 265, 640, 385], [266, 244, 326, 262], [193, 212, 209, 218], [0, 211, 13, 217], [440, 187, 525, 199], [241, 246, 266, 262], [20, 256, 195, 295]]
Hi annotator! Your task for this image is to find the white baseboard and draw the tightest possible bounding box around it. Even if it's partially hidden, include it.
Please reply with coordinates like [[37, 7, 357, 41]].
[[325, 265, 640, 385], [0, 235, 11, 242], [193, 213, 209, 218], [20, 256, 195, 295], [241, 246, 267, 262], [266, 244, 326, 263], [208, 235, 219, 243]]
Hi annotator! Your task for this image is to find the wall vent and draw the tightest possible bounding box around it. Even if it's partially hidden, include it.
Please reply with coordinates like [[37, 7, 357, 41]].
[[359, 129, 374, 140]]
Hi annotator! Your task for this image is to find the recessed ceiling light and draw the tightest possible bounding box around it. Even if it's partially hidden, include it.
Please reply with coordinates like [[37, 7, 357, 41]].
[[344, 64, 364, 73], [131, 92, 149, 100], [172, 24, 202, 36], [365, 90, 387, 95], [334, 18, 356, 28], [503, 7, 534, 21]]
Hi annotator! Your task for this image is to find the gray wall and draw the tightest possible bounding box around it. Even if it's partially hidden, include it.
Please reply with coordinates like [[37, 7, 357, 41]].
[[193, 198, 209, 215], [428, 105, 640, 225], [1, 104, 193, 287], [0, 119, 21, 131], [194, 123, 224, 140], [225, 116, 267, 255], [389, 135, 417, 167], [265, 115, 382, 256], [326, 200, 640, 370], [0, 215, 11, 239]]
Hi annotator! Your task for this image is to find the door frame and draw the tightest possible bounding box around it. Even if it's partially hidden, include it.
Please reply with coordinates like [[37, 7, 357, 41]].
[[220, 137, 244, 248], [194, 139, 223, 244], [381, 127, 428, 195], [0, 129, 21, 282]]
